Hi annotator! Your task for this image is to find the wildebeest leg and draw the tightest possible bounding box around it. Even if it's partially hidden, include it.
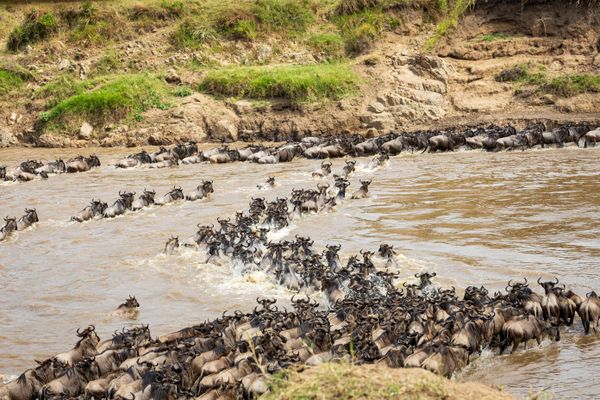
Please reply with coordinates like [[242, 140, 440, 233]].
[[511, 340, 520, 354], [536, 337, 541, 346]]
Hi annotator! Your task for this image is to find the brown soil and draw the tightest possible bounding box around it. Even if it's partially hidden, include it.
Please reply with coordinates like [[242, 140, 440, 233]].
[[1, 1, 599, 147]]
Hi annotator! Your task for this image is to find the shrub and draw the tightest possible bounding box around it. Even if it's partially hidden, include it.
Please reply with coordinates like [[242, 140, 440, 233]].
[[308, 32, 345, 59], [335, 10, 387, 54], [216, 9, 257, 41], [199, 63, 359, 104], [173, 85, 193, 97], [171, 17, 217, 48], [252, 0, 314, 35], [495, 63, 546, 85], [7, 10, 58, 51], [335, 0, 381, 15], [549, 74, 600, 97]]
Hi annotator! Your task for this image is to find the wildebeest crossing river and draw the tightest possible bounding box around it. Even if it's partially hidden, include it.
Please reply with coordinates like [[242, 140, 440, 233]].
[[1, 144, 600, 399]]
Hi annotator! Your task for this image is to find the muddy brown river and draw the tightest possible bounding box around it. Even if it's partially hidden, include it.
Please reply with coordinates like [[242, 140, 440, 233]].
[[1, 146, 600, 398]]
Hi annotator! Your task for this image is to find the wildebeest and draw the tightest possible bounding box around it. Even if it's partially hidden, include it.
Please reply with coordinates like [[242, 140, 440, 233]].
[[131, 189, 156, 211], [0, 165, 6, 180], [425, 133, 465, 153], [7, 358, 67, 400], [341, 160, 356, 177], [351, 180, 371, 199], [114, 295, 140, 319], [17, 208, 38, 230], [164, 236, 179, 255], [66, 155, 101, 173], [277, 144, 302, 162], [500, 315, 560, 354], [103, 191, 136, 218], [581, 128, 600, 148], [0, 216, 18, 242], [257, 177, 276, 190], [55, 326, 100, 366], [71, 200, 108, 223], [35, 159, 66, 175], [186, 181, 214, 201], [312, 161, 332, 178], [155, 187, 184, 205], [115, 151, 152, 168], [39, 357, 101, 400], [580, 291, 600, 334]]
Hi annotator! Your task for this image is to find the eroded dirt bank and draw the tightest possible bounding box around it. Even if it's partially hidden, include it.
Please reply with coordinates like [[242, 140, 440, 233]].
[[0, 1, 598, 148]]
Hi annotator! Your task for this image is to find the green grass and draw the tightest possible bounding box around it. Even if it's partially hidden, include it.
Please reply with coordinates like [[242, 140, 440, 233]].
[[7, 10, 58, 51], [0, 69, 25, 96], [424, 0, 474, 51], [173, 85, 193, 97], [334, 9, 397, 54], [199, 63, 360, 104], [479, 32, 509, 42], [549, 74, 600, 97], [0, 63, 32, 96], [39, 74, 170, 131], [495, 64, 599, 98], [308, 32, 345, 59]]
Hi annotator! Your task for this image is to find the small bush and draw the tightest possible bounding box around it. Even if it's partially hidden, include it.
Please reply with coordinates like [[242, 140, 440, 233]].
[[253, 0, 314, 35], [171, 17, 217, 48], [216, 9, 257, 41], [7, 10, 58, 51], [0, 69, 25, 96], [335, 0, 381, 15], [335, 10, 388, 54], [173, 85, 193, 97], [200, 63, 359, 104], [479, 32, 509, 42], [128, 0, 185, 21], [40, 74, 170, 130], [549, 74, 600, 97], [425, 0, 475, 51], [308, 32, 345, 59], [495, 63, 546, 85]]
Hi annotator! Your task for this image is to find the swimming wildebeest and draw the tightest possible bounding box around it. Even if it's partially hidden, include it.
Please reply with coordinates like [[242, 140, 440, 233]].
[[155, 186, 184, 205], [66, 155, 101, 173], [186, 181, 214, 201], [131, 189, 156, 211], [103, 191, 135, 218], [351, 180, 372, 199], [164, 236, 179, 255], [0, 216, 18, 242], [17, 208, 39, 230], [70, 200, 108, 223]]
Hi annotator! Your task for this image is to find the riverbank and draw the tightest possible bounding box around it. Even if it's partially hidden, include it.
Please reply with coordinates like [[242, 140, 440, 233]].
[[0, 0, 599, 147], [265, 363, 514, 400]]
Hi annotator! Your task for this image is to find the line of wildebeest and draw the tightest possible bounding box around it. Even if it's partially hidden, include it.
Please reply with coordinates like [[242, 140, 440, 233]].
[[112, 122, 600, 169], [70, 182, 214, 223], [0, 155, 100, 182], [5, 122, 600, 400]]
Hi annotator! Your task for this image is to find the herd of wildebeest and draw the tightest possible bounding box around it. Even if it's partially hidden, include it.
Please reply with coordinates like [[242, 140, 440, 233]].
[[3, 122, 600, 400]]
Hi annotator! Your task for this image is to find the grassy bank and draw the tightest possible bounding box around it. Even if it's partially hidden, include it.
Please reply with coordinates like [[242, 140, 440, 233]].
[[265, 363, 513, 400], [496, 64, 600, 97], [39, 74, 172, 133], [199, 63, 360, 104]]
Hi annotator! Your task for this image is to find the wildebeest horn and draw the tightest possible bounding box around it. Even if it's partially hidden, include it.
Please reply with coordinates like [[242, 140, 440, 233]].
[[508, 279, 514, 287], [537, 277, 542, 285], [523, 277, 528, 285], [554, 276, 559, 284], [431, 272, 436, 277]]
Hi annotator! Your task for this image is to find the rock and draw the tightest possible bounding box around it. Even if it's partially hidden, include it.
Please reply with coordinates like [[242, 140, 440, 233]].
[[256, 44, 273, 63], [211, 119, 238, 142], [0, 127, 16, 147], [79, 122, 94, 139], [232, 100, 254, 115], [79, 63, 89, 80], [365, 128, 378, 138], [8, 112, 18, 125], [58, 59, 71, 71], [593, 54, 600, 68], [165, 69, 181, 84], [368, 101, 386, 113]]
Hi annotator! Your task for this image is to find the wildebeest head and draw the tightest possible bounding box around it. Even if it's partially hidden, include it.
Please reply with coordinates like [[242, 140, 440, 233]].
[[3, 216, 17, 232], [91, 199, 108, 216], [24, 208, 39, 223], [202, 180, 214, 194], [0, 165, 6, 179], [121, 295, 140, 309], [537, 276, 559, 294], [416, 272, 436, 288], [360, 179, 372, 190], [86, 155, 101, 167], [119, 191, 136, 208], [142, 188, 156, 202], [170, 186, 184, 200]]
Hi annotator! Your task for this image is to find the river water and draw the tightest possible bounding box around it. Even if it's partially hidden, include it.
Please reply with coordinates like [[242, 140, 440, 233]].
[[1, 145, 600, 398]]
